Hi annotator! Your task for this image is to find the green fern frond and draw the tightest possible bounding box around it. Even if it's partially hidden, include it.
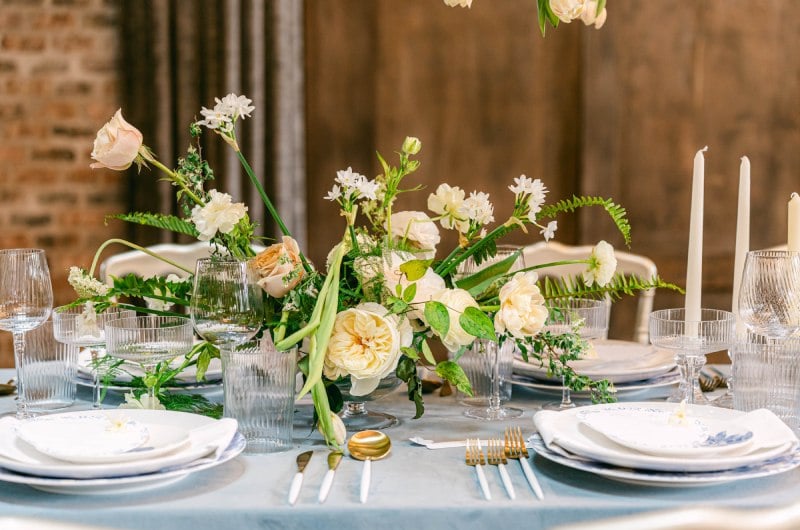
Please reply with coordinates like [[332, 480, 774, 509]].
[[539, 273, 682, 302], [537, 196, 632, 247], [107, 212, 199, 238]]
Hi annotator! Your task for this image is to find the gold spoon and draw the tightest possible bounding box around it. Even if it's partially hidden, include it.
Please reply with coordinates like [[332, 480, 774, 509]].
[[347, 430, 391, 503]]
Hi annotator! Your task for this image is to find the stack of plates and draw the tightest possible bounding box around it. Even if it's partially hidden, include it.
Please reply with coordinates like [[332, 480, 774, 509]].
[[76, 351, 223, 394], [512, 340, 680, 400], [0, 410, 243, 494], [531, 402, 800, 486]]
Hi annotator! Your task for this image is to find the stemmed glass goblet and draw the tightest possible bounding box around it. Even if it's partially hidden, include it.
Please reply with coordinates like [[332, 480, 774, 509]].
[[105, 316, 194, 408], [541, 298, 609, 411], [190, 258, 264, 349], [0, 249, 53, 419], [649, 308, 736, 405], [52, 305, 136, 409]]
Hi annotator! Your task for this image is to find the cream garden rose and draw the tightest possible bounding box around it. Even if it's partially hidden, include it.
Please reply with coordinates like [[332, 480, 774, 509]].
[[379, 252, 446, 321], [388, 211, 441, 254], [494, 271, 549, 339], [549, 0, 586, 23], [428, 288, 480, 351], [190, 189, 248, 242], [90, 109, 144, 171], [252, 236, 305, 298], [323, 302, 413, 396]]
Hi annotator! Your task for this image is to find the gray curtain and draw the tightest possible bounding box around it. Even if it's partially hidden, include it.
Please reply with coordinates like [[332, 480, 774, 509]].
[[119, 0, 306, 249]]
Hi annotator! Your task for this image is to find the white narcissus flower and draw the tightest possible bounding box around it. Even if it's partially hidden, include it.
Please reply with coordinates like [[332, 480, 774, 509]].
[[427, 288, 480, 351], [252, 236, 305, 298], [68, 266, 110, 298], [494, 271, 549, 339], [443, 0, 472, 7], [550, 0, 586, 23], [323, 302, 413, 396], [190, 189, 248, 242], [583, 240, 617, 286], [540, 220, 558, 242], [90, 109, 144, 171], [427, 184, 468, 232], [388, 211, 441, 253], [580, 0, 607, 28], [460, 191, 494, 227]]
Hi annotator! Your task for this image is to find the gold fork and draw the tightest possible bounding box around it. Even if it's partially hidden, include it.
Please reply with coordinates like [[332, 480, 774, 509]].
[[486, 439, 515, 500], [465, 439, 491, 500], [504, 427, 544, 500]]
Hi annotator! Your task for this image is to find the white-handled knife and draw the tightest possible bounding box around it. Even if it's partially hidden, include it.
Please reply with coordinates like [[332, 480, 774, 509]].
[[288, 450, 313, 505], [318, 451, 342, 503]]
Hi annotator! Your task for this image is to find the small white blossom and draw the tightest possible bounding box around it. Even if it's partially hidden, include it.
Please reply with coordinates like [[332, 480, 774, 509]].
[[583, 240, 617, 286], [191, 189, 248, 242], [68, 266, 110, 298], [509, 175, 535, 195], [335, 167, 361, 189], [427, 183, 468, 232], [461, 191, 495, 226], [540, 220, 558, 241], [331, 167, 378, 203], [325, 184, 342, 202], [218, 94, 255, 120], [357, 178, 380, 201]]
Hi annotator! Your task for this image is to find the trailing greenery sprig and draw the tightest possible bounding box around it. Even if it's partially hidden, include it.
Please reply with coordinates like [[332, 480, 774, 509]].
[[537, 195, 632, 247], [108, 212, 200, 238], [539, 273, 682, 303]]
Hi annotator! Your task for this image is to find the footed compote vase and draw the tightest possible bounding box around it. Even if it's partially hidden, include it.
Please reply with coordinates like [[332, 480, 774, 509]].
[[649, 308, 736, 405], [335, 374, 402, 430]]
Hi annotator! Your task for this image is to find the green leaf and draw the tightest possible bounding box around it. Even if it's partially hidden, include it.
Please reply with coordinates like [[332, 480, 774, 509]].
[[421, 340, 436, 366], [435, 360, 472, 397], [455, 251, 521, 291], [396, 355, 417, 381], [399, 259, 433, 281], [537, 0, 548, 36], [108, 212, 200, 238], [459, 306, 496, 340], [536, 195, 633, 247], [402, 283, 417, 303], [401, 346, 419, 361], [424, 301, 450, 339]]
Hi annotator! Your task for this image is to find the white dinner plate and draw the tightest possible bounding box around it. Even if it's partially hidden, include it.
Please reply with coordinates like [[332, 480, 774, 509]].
[[77, 351, 222, 384], [0, 433, 245, 495], [533, 403, 799, 473], [0, 410, 237, 479], [530, 434, 800, 487], [511, 369, 680, 400], [513, 339, 676, 384], [577, 405, 754, 458]]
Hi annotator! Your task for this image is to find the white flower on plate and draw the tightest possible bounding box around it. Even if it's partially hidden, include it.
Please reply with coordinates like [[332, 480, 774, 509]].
[[118, 392, 166, 411], [428, 183, 468, 232], [460, 191, 495, 227], [323, 302, 413, 396], [540, 220, 558, 242], [582, 240, 617, 287], [580, 0, 607, 28], [388, 211, 441, 253], [494, 271, 549, 339], [190, 189, 248, 242], [68, 266, 110, 298], [426, 288, 480, 351]]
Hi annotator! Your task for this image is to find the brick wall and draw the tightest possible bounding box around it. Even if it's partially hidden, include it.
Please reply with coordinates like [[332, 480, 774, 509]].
[[0, 0, 124, 367]]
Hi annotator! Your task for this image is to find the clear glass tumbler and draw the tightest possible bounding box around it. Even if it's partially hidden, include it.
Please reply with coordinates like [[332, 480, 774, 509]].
[[23, 320, 77, 411]]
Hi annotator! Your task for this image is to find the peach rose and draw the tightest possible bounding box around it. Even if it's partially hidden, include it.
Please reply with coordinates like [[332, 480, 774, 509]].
[[90, 109, 144, 171], [251, 236, 305, 298]]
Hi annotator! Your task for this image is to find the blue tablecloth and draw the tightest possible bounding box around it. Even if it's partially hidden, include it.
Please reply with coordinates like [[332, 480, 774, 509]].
[[0, 367, 796, 530]]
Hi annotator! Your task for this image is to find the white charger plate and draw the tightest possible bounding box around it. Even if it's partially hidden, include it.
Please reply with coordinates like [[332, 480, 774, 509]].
[[511, 369, 680, 399], [530, 434, 800, 487], [513, 339, 676, 384], [578, 405, 754, 458], [0, 433, 245, 495], [534, 402, 798, 472], [0, 410, 235, 479]]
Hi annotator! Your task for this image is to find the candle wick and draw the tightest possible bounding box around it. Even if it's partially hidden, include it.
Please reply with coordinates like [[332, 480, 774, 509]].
[[700, 146, 709, 152]]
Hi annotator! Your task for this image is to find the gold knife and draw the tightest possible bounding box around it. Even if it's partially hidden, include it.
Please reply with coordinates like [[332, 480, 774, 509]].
[[288, 450, 313, 505], [317, 451, 343, 503]]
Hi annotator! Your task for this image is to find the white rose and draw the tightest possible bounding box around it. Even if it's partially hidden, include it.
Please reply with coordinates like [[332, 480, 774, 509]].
[[190, 189, 248, 241], [381, 252, 446, 321], [388, 211, 441, 254], [549, 0, 585, 23], [428, 288, 480, 351], [252, 236, 305, 298], [323, 302, 413, 396], [582, 240, 617, 287], [443, 0, 472, 7], [494, 271, 549, 339], [580, 0, 607, 28], [90, 109, 144, 171]]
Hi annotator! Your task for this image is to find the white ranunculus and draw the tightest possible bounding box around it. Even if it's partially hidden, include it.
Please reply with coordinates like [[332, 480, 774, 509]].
[[550, 0, 586, 23], [90, 109, 144, 171], [427, 288, 480, 351], [494, 271, 549, 339], [583, 240, 617, 286], [443, 0, 472, 7], [190, 189, 248, 241], [427, 183, 468, 232], [323, 302, 413, 396], [388, 211, 441, 253], [580, 0, 607, 28]]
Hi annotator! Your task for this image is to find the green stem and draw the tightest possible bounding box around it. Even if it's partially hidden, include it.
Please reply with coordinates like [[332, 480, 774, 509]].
[[88, 238, 195, 278], [148, 158, 204, 205], [435, 223, 509, 278]]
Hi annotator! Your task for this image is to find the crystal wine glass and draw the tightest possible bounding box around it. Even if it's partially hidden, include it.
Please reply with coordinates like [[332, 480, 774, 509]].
[[105, 315, 194, 407], [649, 308, 736, 405], [737, 250, 800, 339], [460, 246, 525, 421], [190, 258, 264, 348], [541, 298, 609, 410], [0, 249, 53, 419], [52, 304, 135, 409], [335, 374, 402, 430]]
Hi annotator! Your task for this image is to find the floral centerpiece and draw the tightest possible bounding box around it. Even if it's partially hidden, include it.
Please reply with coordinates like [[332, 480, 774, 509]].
[[68, 94, 675, 448], [443, 0, 608, 35]]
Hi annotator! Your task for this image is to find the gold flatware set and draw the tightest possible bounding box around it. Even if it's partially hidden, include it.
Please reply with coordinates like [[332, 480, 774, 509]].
[[466, 427, 544, 501]]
